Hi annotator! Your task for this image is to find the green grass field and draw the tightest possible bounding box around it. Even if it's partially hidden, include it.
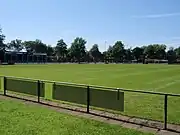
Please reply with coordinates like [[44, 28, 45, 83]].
[[0, 98, 152, 135], [1, 64, 180, 125]]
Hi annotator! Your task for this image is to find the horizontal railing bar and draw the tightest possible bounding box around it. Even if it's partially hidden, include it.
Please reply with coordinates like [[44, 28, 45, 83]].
[[89, 85, 120, 92], [164, 93, 180, 97], [2, 75, 180, 97], [55, 81, 87, 87], [121, 89, 180, 96], [91, 85, 180, 97], [41, 79, 87, 87], [89, 85, 167, 95], [4, 76, 39, 81], [40, 79, 56, 83]]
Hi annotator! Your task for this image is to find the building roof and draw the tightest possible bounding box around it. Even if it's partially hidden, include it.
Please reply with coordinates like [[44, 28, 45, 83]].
[[33, 53, 47, 56], [5, 48, 27, 53]]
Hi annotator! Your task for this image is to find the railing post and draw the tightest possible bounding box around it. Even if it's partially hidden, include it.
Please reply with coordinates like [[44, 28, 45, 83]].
[[37, 80, 40, 103], [117, 88, 120, 100], [87, 85, 90, 113], [52, 82, 56, 99], [3, 77, 7, 96], [164, 94, 168, 130]]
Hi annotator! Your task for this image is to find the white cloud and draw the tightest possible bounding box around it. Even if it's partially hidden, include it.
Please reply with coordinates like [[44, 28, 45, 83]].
[[132, 12, 180, 18]]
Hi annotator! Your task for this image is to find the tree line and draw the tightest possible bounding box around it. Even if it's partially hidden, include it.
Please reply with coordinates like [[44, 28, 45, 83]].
[[0, 27, 180, 64]]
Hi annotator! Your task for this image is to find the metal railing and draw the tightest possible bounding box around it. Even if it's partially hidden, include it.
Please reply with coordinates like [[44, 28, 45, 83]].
[[0, 75, 180, 130]]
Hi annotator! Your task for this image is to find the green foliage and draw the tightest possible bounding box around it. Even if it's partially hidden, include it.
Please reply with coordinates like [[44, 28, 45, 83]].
[[154, 44, 166, 59], [107, 45, 113, 58], [22, 41, 35, 53], [23, 39, 47, 54], [175, 47, 180, 59], [89, 44, 101, 63], [7, 39, 23, 52], [167, 47, 177, 64], [124, 48, 132, 61], [34, 39, 47, 53], [0, 27, 5, 50], [143, 44, 166, 59], [112, 41, 125, 62], [70, 37, 87, 63], [55, 39, 67, 58], [46, 45, 54, 56], [132, 47, 144, 61]]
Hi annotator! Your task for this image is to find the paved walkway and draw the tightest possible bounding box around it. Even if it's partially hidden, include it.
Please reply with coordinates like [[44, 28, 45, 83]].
[[0, 94, 180, 135]]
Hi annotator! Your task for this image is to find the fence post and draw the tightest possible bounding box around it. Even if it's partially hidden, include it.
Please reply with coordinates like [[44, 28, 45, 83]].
[[117, 88, 120, 100], [3, 77, 6, 96], [87, 85, 90, 113], [37, 80, 40, 103], [164, 94, 168, 130]]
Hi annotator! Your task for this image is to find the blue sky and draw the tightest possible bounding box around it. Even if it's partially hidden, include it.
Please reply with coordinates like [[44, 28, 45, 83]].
[[1, 0, 180, 51]]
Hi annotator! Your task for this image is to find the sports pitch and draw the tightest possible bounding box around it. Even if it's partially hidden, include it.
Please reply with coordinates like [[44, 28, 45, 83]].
[[1, 63, 180, 124]]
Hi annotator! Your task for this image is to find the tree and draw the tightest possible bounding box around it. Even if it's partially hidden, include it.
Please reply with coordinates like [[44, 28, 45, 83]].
[[124, 48, 132, 61], [84, 51, 91, 63], [7, 39, 23, 52], [175, 47, 180, 59], [55, 39, 67, 59], [89, 44, 101, 63], [66, 48, 73, 62], [132, 47, 144, 61], [47, 45, 54, 56], [34, 39, 47, 53], [154, 44, 166, 59], [144, 45, 155, 59], [70, 37, 86, 63], [103, 45, 114, 63], [23, 41, 36, 54], [112, 41, 125, 63], [23, 39, 47, 54], [143, 44, 166, 59], [107, 45, 113, 58], [0, 27, 5, 50], [167, 47, 177, 64], [0, 27, 5, 62]]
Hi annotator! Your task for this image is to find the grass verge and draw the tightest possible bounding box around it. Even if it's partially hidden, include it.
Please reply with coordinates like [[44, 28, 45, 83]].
[[0, 98, 153, 135]]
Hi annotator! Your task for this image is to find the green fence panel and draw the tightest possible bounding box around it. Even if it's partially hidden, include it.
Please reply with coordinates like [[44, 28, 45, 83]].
[[90, 88, 124, 112], [52, 84, 87, 105], [40, 82, 45, 97], [6, 78, 45, 97]]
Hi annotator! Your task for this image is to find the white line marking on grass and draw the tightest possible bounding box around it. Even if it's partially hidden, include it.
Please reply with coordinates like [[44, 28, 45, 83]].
[[111, 67, 175, 78], [153, 79, 180, 91], [71, 77, 97, 82], [54, 67, 136, 73], [77, 67, 136, 73], [146, 75, 180, 85]]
